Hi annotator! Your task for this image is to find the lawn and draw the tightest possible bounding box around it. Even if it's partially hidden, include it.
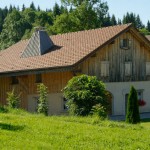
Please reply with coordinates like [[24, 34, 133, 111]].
[[0, 109, 150, 150]]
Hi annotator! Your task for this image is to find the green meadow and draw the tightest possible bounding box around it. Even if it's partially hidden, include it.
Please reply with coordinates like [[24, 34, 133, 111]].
[[0, 109, 150, 150]]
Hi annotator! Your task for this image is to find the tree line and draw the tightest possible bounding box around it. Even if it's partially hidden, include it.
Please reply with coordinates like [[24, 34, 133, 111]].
[[0, 0, 150, 50]]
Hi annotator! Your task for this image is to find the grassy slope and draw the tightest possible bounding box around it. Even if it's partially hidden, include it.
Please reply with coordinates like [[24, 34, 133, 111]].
[[0, 110, 150, 150]]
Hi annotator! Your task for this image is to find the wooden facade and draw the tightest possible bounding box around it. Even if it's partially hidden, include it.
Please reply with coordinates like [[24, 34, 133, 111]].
[[79, 31, 150, 82], [1, 26, 150, 115], [0, 72, 73, 110]]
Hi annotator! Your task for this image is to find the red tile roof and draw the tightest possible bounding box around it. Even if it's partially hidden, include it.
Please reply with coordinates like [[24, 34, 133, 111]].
[[0, 24, 133, 74], [145, 35, 150, 41]]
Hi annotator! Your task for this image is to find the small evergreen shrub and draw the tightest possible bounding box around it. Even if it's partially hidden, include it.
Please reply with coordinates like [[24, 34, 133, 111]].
[[126, 86, 140, 124], [7, 89, 20, 109], [37, 83, 48, 116]]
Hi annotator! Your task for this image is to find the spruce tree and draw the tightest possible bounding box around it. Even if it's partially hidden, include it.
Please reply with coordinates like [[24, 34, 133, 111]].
[[147, 20, 150, 32], [126, 86, 140, 124]]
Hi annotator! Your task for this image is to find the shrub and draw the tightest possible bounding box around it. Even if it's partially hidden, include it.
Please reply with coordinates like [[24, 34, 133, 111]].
[[37, 83, 48, 116], [126, 86, 140, 124], [6, 89, 20, 109], [90, 104, 107, 120], [0, 104, 8, 113], [63, 75, 108, 116]]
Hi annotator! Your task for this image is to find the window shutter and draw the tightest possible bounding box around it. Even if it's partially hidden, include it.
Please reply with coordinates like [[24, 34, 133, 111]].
[[101, 61, 109, 76], [146, 62, 150, 75], [125, 62, 132, 76]]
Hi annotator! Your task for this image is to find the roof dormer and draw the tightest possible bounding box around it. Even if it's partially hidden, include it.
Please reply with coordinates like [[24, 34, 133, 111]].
[[21, 27, 54, 58]]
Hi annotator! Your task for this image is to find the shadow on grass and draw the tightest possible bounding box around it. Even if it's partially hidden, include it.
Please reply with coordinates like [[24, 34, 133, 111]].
[[0, 122, 25, 131], [141, 118, 150, 122]]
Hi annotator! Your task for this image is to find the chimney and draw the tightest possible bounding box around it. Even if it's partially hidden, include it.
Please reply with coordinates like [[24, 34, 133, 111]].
[[21, 27, 54, 58]]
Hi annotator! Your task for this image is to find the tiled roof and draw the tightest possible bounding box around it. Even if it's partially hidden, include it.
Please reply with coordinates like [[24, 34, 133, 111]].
[[0, 24, 133, 74], [145, 35, 150, 41]]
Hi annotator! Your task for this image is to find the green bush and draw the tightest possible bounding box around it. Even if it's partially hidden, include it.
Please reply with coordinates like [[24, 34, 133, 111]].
[[63, 75, 108, 116], [37, 83, 48, 116], [126, 86, 140, 124], [90, 104, 107, 120], [0, 104, 8, 113], [6, 89, 20, 109]]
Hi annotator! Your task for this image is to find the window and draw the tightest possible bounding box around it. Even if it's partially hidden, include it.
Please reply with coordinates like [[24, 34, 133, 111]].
[[11, 76, 19, 84], [35, 74, 42, 83], [63, 97, 68, 110], [137, 90, 143, 100], [120, 39, 131, 50], [125, 62, 132, 76], [101, 61, 109, 77]]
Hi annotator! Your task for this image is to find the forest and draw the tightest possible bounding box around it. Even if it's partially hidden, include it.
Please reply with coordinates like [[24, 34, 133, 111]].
[[0, 0, 150, 50]]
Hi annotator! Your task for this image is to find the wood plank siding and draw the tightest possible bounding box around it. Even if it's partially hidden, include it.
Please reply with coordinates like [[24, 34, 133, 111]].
[[0, 72, 73, 109], [80, 31, 150, 82]]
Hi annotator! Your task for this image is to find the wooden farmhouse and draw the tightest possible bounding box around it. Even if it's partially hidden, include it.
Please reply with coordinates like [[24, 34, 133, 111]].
[[0, 23, 150, 115]]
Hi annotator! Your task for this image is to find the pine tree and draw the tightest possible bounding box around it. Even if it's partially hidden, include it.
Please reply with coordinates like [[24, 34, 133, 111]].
[[30, 2, 36, 11], [126, 86, 140, 124], [111, 14, 117, 25], [147, 20, 150, 32], [22, 4, 25, 11], [9, 5, 13, 13], [37, 5, 41, 11], [53, 3, 61, 17]]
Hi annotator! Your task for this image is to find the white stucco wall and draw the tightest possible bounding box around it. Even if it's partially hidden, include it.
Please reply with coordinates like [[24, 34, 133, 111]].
[[106, 81, 150, 115], [28, 93, 64, 115]]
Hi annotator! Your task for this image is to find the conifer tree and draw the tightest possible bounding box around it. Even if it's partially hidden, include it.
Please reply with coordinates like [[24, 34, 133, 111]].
[[22, 4, 25, 11], [147, 20, 150, 32], [30, 2, 36, 11], [126, 86, 140, 124]]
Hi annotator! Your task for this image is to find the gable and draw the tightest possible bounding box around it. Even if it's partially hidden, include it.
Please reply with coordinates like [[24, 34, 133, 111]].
[[79, 30, 150, 82]]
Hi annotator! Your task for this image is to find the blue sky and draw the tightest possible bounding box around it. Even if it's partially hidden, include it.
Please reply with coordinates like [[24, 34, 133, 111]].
[[0, 0, 150, 25]]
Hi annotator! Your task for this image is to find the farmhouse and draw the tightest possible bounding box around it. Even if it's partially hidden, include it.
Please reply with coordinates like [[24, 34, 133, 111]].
[[0, 23, 150, 115]]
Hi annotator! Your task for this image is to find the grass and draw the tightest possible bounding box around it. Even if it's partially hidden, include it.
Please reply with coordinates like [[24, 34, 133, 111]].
[[0, 109, 150, 150]]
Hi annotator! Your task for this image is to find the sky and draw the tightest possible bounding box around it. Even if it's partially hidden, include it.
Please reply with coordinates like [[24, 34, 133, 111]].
[[0, 0, 150, 25]]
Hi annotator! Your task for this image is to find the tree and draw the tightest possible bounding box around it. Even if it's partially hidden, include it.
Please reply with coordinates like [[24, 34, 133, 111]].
[[0, 10, 31, 50], [136, 14, 144, 29], [9, 4, 13, 13], [126, 86, 140, 124], [147, 20, 150, 32], [53, 3, 61, 17], [22, 4, 26, 11], [111, 14, 117, 25], [34, 11, 53, 27], [61, 0, 109, 28], [122, 12, 144, 29], [37, 5, 41, 11], [37, 83, 48, 116], [30, 2, 36, 11], [103, 13, 111, 27], [51, 12, 78, 34], [63, 75, 108, 116]]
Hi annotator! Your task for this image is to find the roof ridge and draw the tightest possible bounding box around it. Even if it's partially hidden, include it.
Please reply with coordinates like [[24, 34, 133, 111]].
[[50, 23, 132, 38]]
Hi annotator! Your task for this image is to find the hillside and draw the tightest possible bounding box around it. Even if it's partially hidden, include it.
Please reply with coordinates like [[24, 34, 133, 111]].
[[0, 110, 150, 149]]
